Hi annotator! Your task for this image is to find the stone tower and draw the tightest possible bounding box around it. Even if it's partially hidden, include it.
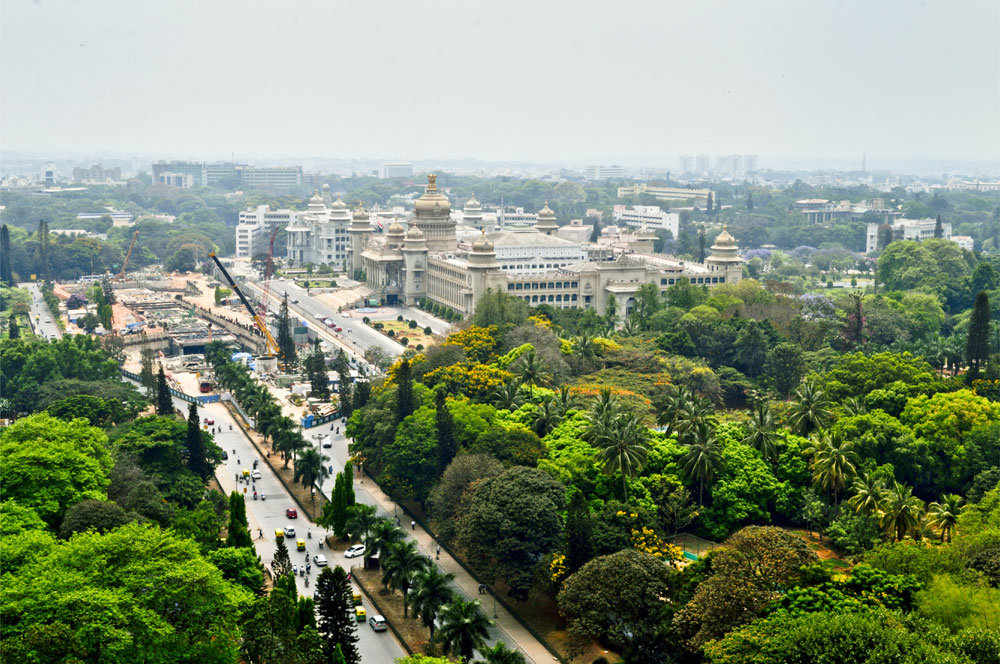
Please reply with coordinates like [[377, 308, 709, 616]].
[[535, 201, 559, 236], [348, 202, 373, 277], [412, 174, 455, 252], [402, 226, 428, 305], [466, 231, 499, 312], [705, 225, 744, 284]]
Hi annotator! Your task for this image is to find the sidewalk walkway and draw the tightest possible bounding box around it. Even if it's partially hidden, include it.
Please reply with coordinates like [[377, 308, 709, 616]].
[[348, 472, 560, 664]]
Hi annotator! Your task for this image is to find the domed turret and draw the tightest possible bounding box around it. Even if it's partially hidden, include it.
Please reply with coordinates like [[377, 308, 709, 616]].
[[535, 201, 559, 236], [414, 174, 451, 215], [463, 193, 485, 230], [472, 232, 494, 253], [353, 203, 369, 220], [406, 226, 425, 240], [387, 221, 405, 236], [412, 174, 456, 251], [331, 194, 347, 210]]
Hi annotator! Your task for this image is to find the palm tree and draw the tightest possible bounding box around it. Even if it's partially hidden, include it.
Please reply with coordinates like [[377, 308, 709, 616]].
[[789, 381, 834, 435], [515, 348, 550, 397], [411, 566, 455, 640], [618, 316, 639, 338], [345, 503, 379, 551], [532, 397, 562, 437], [944, 336, 964, 375], [491, 381, 524, 411], [880, 481, 924, 543], [593, 412, 648, 504], [294, 447, 329, 503], [841, 397, 867, 417], [574, 334, 597, 365], [809, 432, 859, 504], [477, 642, 527, 664], [924, 336, 949, 372], [927, 494, 963, 542], [848, 473, 885, 516], [743, 401, 782, 463], [553, 385, 581, 417], [369, 518, 405, 560], [680, 420, 723, 504], [381, 540, 430, 617], [437, 597, 492, 662]]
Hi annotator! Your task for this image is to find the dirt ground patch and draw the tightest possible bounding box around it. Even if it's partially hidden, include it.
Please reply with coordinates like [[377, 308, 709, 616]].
[[354, 567, 434, 656], [788, 529, 852, 569]]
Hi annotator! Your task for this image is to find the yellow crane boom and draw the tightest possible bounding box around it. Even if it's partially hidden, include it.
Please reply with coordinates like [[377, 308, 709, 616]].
[[208, 252, 281, 357], [116, 230, 139, 280]]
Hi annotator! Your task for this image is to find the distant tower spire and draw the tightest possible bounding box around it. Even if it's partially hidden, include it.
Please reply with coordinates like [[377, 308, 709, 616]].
[[862, 153, 866, 173]]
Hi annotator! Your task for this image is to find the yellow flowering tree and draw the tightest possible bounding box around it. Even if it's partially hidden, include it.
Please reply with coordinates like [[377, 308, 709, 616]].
[[445, 325, 500, 363], [630, 526, 684, 565], [423, 362, 513, 400]]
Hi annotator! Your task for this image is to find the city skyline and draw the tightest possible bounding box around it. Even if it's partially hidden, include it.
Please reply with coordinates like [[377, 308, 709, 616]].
[[2, 0, 998, 166]]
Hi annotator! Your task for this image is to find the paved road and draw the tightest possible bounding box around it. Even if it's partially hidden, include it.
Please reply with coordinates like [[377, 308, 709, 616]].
[[304, 420, 545, 664], [156, 388, 407, 664], [243, 277, 403, 360], [23, 282, 63, 340]]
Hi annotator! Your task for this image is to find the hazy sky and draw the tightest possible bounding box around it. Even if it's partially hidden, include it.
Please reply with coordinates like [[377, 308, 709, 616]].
[[2, 0, 998, 167]]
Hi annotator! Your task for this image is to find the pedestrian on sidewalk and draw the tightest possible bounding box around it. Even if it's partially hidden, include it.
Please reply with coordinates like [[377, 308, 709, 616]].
[[478, 583, 486, 594], [411, 520, 416, 531], [436, 545, 440, 559]]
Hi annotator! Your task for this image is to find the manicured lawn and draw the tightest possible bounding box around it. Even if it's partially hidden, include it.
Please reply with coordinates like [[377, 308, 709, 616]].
[[371, 320, 437, 349]]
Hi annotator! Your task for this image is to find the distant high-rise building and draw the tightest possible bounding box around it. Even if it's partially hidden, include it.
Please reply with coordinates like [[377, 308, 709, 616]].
[[152, 161, 302, 189], [584, 164, 625, 181], [680, 155, 694, 174], [43, 164, 56, 186], [380, 162, 413, 179], [743, 154, 758, 173], [695, 154, 710, 173], [73, 164, 122, 183]]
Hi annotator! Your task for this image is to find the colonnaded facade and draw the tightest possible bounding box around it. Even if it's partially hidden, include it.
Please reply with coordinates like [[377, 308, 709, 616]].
[[349, 174, 744, 318]]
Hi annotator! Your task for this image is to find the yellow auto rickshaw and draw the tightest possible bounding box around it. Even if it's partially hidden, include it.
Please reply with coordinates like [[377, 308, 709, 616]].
[[242, 468, 250, 479], [352, 592, 362, 606], [296, 538, 306, 551], [354, 607, 366, 622], [274, 529, 285, 541]]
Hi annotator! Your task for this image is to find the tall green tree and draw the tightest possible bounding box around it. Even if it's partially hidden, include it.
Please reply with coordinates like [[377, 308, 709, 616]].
[[0, 224, 12, 284], [381, 539, 430, 617], [7, 313, 19, 339], [680, 420, 723, 504], [592, 412, 648, 505], [967, 291, 991, 382], [411, 566, 455, 641], [789, 381, 834, 435], [765, 342, 805, 396], [272, 538, 293, 579], [139, 347, 156, 392], [306, 339, 329, 401], [927, 493, 962, 543], [437, 597, 492, 662], [879, 481, 924, 543], [294, 447, 329, 504], [226, 490, 253, 548], [565, 490, 594, 572], [808, 432, 859, 505], [743, 401, 781, 464], [435, 388, 457, 473], [315, 566, 360, 664], [515, 347, 550, 396], [933, 214, 943, 238], [155, 365, 173, 416], [396, 358, 414, 422], [276, 294, 297, 367], [185, 402, 211, 480]]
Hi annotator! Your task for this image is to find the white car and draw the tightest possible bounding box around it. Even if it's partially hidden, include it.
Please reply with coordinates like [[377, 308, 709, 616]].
[[368, 615, 387, 632], [284, 526, 296, 538], [313, 554, 328, 566], [251, 470, 261, 480], [345, 544, 366, 558], [322, 436, 332, 448]]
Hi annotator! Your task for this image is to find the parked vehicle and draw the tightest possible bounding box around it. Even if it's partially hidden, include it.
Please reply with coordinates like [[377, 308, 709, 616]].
[[345, 544, 366, 558]]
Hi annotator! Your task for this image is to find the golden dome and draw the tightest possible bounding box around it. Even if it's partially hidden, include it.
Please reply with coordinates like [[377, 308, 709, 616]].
[[472, 231, 494, 252], [714, 225, 736, 246], [538, 201, 556, 218], [387, 221, 405, 235], [353, 203, 369, 220], [330, 194, 347, 210], [414, 173, 451, 215], [406, 226, 424, 239]]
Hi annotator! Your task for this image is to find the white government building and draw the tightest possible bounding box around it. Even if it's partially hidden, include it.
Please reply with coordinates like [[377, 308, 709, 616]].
[[345, 175, 743, 318]]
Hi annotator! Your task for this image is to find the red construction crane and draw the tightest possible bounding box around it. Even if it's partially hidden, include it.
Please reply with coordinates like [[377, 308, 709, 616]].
[[259, 226, 280, 319]]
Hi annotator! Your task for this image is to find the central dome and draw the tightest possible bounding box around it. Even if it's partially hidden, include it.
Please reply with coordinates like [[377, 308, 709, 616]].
[[413, 174, 451, 216]]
